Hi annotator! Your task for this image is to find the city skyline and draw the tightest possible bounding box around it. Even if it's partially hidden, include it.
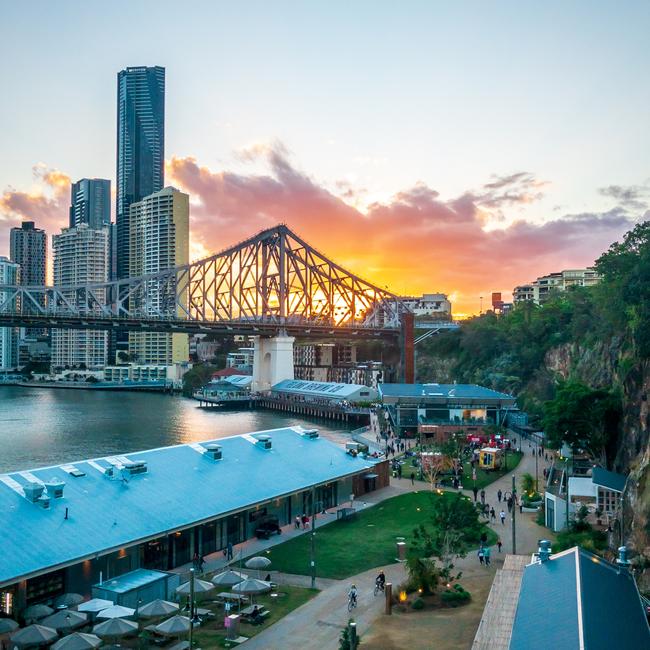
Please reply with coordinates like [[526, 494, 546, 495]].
[[1, 2, 650, 314]]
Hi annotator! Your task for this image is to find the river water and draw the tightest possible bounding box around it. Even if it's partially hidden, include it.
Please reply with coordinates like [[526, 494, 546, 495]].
[[0, 386, 355, 473]]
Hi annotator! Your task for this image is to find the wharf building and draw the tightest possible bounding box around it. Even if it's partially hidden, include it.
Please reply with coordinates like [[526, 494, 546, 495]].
[[9, 221, 47, 339], [513, 268, 600, 305], [379, 383, 516, 437], [400, 293, 452, 319], [0, 257, 20, 369], [51, 225, 110, 372], [127, 186, 189, 365], [69, 179, 111, 229], [0, 428, 388, 616]]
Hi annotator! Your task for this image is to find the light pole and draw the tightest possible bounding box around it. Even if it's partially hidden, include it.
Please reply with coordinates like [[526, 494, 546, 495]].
[[310, 485, 317, 589], [189, 567, 195, 649]]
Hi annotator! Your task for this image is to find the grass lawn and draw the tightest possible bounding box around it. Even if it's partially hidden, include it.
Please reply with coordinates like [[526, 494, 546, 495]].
[[400, 451, 522, 491], [192, 584, 318, 648], [254, 491, 491, 580]]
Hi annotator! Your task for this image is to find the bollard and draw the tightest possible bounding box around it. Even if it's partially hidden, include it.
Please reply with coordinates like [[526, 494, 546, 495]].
[[396, 541, 407, 562], [349, 621, 358, 649], [226, 613, 240, 641], [385, 582, 392, 615]]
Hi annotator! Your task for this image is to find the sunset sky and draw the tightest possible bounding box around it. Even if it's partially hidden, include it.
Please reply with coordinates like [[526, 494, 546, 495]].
[[1, 1, 649, 315]]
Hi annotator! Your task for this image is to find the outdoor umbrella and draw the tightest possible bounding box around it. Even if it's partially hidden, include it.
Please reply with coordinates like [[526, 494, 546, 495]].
[[175, 578, 214, 595], [51, 632, 103, 650], [53, 593, 84, 609], [245, 556, 272, 579], [154, 615, 191, 637], [92, 617, 138, 639], [22, 604, 54, 622], [231, 578, 272, 605], [96, 605, 135, 620], [211, 569, 248, 587], [137, 599, 179, 618], [10, 623, 58, 648], [0, 619, 19, 634], [42, 610, 88, 632], [77, 599, 113, 614]]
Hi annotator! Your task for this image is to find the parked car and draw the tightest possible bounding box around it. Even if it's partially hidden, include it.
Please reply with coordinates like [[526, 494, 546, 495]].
[[255, 516, 282, 539]]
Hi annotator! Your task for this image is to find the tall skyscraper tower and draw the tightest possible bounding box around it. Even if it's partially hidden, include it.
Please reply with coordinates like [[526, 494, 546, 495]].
[[128, 186, 189, 365], [51, 225, 110, 371], [116, 66, 165, 280], [70, 178, 111, 229], [0, 257, 19, 369], [9, 221, 46, 286]]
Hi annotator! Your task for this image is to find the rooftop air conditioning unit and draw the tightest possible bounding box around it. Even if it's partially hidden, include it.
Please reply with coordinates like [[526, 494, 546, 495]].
[[23, 482, 45, 503], [44, 479, 65, 499], [257, 435, 272, 450], [204, 443, 223, 461], [302, 429, 319, 439], [122, 460, 148, 476]]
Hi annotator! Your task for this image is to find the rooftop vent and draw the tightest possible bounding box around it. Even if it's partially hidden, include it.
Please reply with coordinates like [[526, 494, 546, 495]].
[[256, 434, 272, 450], [44, 479, 65, 499], [122, 460, 148, 476], [301, 429, 319, 439], [538, 539, 552, 562], [23, 482, 44, 503], [204, 443, 223, 461], [37, 494, 51, 509]]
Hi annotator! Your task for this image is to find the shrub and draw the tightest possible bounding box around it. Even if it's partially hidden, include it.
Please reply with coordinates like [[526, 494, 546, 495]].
[[411, 597, 425, 610], [441, 585, 471, 606]]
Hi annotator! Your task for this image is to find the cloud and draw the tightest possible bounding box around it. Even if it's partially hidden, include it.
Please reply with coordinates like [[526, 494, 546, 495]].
[[599, 183, 650, 212], [0, 164, 70, 253], [167, 144, 642, 312]]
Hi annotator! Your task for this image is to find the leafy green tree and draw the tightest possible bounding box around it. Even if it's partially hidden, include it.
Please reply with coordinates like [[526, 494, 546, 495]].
[[181, 363, 219, 396], [542, 380, 621, 463], [520, 472, 535, 494]]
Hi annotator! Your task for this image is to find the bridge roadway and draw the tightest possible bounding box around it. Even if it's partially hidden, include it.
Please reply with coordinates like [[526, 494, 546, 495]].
[[0, 313, 401, 340]]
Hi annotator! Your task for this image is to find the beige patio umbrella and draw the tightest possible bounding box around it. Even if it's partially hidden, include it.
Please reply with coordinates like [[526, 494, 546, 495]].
[[231, 578, 272, 605], [10, 623, 58, 648], [53, 593, 84, 609], [137, 599, 179, 618], [154, 614, 191, 637], [22, 604, 54, 622], [42, 609, 88, 633], [0, 618, 19, 634], [51, 632, 103, 650], [92, 617, 138, 643], [211, 569, 248, 587], [245, 556, 272, 579], [175, 578, 214, 595], [96, 605, 135, 620]]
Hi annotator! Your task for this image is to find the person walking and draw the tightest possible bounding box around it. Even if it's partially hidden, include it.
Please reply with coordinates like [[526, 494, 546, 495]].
[[472, 486, 478, 502], [295, 515, 301, 529], [227, 541, 233, 561], [500, 510, 506, 525], [484, 546, 491, 567], [397, 464, 403, 479], [519, 498, 523, 514], [478, 548, 484, 565], [410, 471, 415, 486], [480, 489, 486, 504], [497, 538, 503, 553], [490, 507, 496, 522], [497, 489, 502, 502]]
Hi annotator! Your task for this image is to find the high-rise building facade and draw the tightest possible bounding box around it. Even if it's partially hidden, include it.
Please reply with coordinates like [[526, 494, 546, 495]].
[[0, 257, 19, 369], [9, 221, 46, 286], [128, 187, 189, 365], [51, 225, 110, 371], [69, 178, 111, 229], [116, 66, 165, 280]]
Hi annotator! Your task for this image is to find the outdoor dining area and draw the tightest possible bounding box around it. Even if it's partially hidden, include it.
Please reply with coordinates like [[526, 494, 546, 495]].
[[0, 557, 278, 648]]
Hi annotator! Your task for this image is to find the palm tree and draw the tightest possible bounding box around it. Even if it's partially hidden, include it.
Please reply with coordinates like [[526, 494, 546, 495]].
[[520, 472, 535, 496]]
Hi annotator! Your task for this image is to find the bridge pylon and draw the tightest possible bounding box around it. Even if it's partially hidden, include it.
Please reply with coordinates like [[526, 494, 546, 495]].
[[251, 334, 296, 392]]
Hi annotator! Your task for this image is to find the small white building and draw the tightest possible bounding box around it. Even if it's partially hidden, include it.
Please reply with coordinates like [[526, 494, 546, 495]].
[[401, 293, 452, 318]]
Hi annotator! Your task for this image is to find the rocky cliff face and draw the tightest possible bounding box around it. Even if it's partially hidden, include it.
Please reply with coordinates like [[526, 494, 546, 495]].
[[544, 340, 650, 582]]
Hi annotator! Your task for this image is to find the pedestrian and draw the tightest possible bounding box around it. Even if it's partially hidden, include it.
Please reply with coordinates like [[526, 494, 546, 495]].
[[497, 538, 503, 553], [545, 453, 548, 461], [227, 541, 233, 561], [411, 471, 415, 486], [519, 499, 523, 514], [302, 514, 309, 529], [500, 510, 506, 525], [295, 515, 301, 529], [484, 546, 491, 567], [507, 497, 513, 512], [490, 507, 496, 522], [480, 489, 486, 504], [199, 555, 205, 573], [472, 486, 478, 501], [192, 552, 199, 570], [398, 464, 403, 479], [478, 548, 484, 565], [497, 489, 502, 502]]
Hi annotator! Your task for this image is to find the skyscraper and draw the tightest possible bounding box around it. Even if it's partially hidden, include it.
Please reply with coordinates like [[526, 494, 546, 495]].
[[51, 225, 110, 371], [69, 178, 111, 229], [116, 65, 165, 280], [9, 221, 46, 287], [128, 186, 189, 365], [0, 257, 19, 370]]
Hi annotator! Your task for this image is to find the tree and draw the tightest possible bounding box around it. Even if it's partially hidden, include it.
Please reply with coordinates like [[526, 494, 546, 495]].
[[542, 380, 621, 463], [181, 363, 219, 397], [339, 620, 360, 649], [420, 453, 454, 491], [520, 473, 535, 495]]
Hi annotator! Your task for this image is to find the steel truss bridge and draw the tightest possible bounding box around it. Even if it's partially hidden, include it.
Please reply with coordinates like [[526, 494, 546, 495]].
[[0, 225, 410, 341]]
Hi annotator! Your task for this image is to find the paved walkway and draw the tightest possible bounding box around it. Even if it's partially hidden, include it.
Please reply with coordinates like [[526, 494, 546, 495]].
[[242, 446, 553, 649]]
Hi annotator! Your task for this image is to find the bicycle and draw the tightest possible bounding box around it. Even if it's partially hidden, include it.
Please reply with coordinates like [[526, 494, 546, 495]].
[[374, 581, 385, 597], [347, 594, 357, 612]]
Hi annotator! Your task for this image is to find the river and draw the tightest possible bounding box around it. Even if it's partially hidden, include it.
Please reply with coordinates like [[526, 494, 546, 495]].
[[0, 386, 356, 473]]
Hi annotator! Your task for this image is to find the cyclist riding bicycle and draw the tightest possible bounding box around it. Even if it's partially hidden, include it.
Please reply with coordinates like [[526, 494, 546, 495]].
[[348, 584, 358, 605], [375, 570, 386, 591]]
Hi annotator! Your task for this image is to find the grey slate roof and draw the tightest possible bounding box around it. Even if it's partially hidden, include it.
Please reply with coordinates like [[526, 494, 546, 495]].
[[592, 466, 626, 493], [510, 547, 650, 650], [378, 383, 515, 402], [0, 427, 376, 588], [271, 380, 375, 399]]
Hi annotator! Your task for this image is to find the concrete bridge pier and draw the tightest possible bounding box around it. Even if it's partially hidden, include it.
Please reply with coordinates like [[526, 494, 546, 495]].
[[252, 334, 295, 392]]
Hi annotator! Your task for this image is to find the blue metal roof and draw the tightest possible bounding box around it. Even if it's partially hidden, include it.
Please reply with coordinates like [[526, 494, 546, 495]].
[[0, 428, 376, 587], [592, 466, 626, 493], [272, 380, 376, 399], [378, 383, 515, 401], [510, 547, 650, 650]]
